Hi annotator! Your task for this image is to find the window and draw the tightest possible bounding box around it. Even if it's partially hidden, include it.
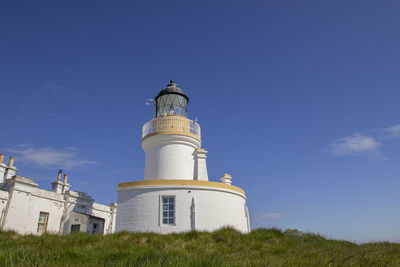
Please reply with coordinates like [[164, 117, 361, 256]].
[[92, 223, 99, 235], [71, 224, 81, 233], [162, 196, 175, 225], [37, 212, 49, 233], [156, 94, 188, 117]]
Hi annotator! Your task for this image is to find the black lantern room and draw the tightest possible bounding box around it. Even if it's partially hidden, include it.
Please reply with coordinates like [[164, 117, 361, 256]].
[[154, 80, 189, 118]]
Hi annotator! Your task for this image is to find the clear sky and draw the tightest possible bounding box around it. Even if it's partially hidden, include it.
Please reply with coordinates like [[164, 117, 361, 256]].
[[1, 1, 400, 243]]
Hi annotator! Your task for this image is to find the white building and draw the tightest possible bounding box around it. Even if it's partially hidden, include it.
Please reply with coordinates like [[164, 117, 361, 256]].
[[116, 81, 250, 233], [0, 155, 117, 235]]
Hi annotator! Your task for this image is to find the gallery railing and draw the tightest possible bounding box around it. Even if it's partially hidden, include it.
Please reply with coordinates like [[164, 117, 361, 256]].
[[142, 116, 201, 141]]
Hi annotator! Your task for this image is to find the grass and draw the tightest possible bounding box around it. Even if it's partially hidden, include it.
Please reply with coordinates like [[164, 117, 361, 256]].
[[0, 228, 399, 266]]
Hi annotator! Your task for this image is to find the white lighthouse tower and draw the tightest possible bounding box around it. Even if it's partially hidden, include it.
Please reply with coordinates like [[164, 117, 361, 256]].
[[116, 81, 250, 233]]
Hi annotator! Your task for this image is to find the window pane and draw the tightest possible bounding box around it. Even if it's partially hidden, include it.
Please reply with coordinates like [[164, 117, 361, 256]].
[[173, 95, 181, 106], [71, 224, 81, 233], [160, 107, 167, 116], [37, 224, 44, 233], [163, 95, 173, 106], [39, 213, 47, 223], [156, 95, 187, 118], [37, 212, 48, 233], [162, 196, 175, 225], [158, 97, 165, 106], [168, 105, 175, 115], [169, 94, 177, 105]]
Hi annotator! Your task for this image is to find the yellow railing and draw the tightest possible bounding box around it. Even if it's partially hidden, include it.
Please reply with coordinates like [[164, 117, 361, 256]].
[[142, 116, 201, 141]]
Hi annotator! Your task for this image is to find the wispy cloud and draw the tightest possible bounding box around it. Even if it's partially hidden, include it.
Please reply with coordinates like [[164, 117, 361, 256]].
[[7, 145, 97, 169], [252, 210, 284, 220], [328, 123, 400, 160], [383, 124, 400, 139], [330, 133, 383, 159], [44, 112, 67, 121], [45, 82, 66, 92]]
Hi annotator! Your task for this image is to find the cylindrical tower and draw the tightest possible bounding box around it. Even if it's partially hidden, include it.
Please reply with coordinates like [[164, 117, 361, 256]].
[[116, 80, 250, 234], [141, 81, 205, 180]]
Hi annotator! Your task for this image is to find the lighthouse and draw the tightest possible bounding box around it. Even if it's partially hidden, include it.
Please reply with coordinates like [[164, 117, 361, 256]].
[[116, 81, 250, 233]]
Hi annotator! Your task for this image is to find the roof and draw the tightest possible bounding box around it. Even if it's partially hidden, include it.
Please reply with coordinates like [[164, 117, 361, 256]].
[[155, 80, 189, 103]]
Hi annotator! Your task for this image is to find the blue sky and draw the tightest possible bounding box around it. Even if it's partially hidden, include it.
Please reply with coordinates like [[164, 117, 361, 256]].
[[1, 1, 400, 243]]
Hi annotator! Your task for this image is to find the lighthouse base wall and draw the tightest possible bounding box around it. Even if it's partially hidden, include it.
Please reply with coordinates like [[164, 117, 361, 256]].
[[116, 185, 250, 234]]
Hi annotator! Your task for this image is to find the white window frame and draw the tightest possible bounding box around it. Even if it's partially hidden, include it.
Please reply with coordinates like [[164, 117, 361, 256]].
[[159, 195, 176, 226], [37, 212, 49, 234]]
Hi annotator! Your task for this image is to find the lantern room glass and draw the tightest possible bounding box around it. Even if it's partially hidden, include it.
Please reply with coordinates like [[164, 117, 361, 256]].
[[155, 94, 188, 117]]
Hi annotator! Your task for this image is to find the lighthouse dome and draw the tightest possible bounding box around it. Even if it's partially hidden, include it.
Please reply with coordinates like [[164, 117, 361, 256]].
[[154, 80, 189, 117], [155, 80, 189, 102]]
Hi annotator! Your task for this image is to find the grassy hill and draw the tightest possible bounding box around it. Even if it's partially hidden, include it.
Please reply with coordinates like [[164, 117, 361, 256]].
[[0, 228, 399, 266]]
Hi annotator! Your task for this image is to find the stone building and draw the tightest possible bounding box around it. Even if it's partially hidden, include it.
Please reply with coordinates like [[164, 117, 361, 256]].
[[116, 81, 250, 233], [0, 155, 116, 235]]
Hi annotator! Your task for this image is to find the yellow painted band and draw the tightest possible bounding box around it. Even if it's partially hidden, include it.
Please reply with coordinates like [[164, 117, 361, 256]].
[[162, 115, 187, 118], [118, 179, 245, 196], [142, 131, 201, 142]]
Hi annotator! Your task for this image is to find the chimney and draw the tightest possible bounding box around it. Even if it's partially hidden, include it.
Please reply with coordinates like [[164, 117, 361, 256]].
[[63, 174, 68, 184], [8, 157, 14, 167], [0, 154, 5, 183], [57, 170, 62, 182]]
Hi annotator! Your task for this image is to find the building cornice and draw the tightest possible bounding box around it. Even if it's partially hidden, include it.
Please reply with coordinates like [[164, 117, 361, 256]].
[[118, 179, 246, 197]]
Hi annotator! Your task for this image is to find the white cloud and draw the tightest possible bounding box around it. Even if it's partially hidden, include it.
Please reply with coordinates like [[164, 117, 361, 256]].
[[329, 123, 400, 160], [383, 124, 400, 139], [330, 133, 385, 159], [7, 146, 97, 169]]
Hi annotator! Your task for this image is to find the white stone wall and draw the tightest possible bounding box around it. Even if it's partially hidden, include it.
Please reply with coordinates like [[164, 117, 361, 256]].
[[142, 134, 201, 180], [0, 175, 116, 235], [2, 180, 65, 234], [60, 193, 116, 235], [116, 185, 249, 234], [0, 190, 9, 227], [92, 202, 117, 234]]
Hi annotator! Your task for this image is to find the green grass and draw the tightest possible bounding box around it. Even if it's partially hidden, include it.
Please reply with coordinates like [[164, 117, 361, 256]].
[[0, 228, 399, 266]]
